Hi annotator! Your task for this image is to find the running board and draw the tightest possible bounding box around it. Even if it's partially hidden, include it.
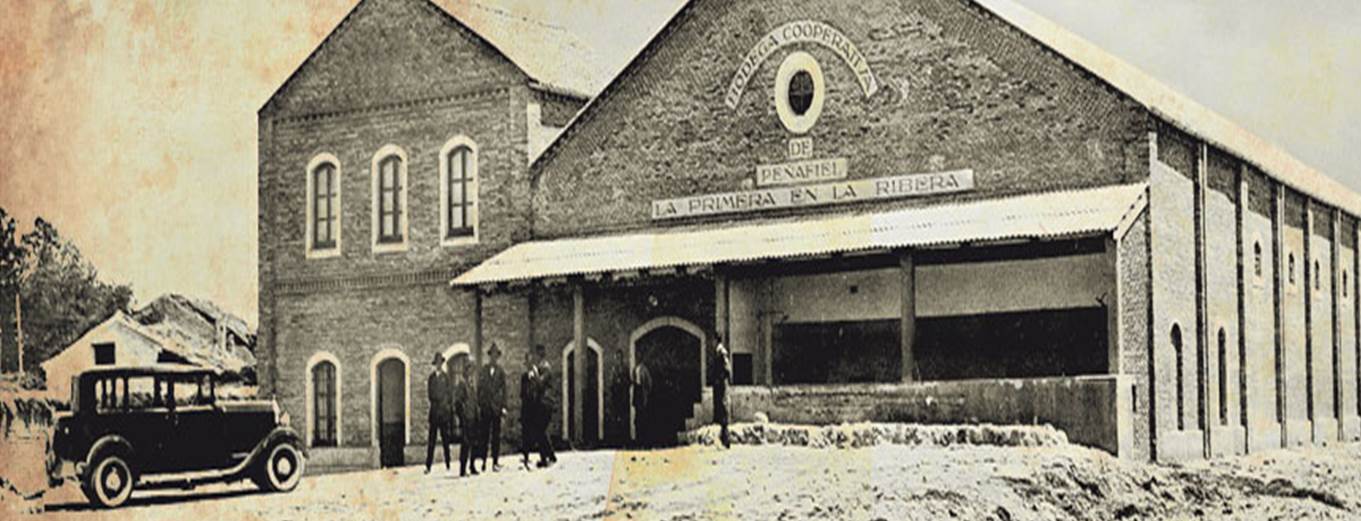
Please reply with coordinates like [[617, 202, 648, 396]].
[[138, 456, 253, 489]]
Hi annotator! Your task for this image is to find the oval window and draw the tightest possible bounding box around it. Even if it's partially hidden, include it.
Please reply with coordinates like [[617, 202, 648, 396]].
[[788, 71, 815, 115]]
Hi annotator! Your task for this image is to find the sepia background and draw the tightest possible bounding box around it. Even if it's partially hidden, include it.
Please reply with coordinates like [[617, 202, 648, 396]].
[[1, 0, 1359, 326]]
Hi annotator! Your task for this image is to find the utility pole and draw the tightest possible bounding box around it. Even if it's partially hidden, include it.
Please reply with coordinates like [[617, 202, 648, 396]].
[[15, 291, 24, 374]]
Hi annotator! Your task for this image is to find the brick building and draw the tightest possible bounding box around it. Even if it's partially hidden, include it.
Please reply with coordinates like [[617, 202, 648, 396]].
[[258, 0, 1361, 469]]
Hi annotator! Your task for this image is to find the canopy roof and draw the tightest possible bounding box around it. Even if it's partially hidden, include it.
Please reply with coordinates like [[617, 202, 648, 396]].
[[453, 182, 1147, 287]]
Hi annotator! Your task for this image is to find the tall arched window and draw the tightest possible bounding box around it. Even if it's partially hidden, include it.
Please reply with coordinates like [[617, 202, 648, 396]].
[[1314, 260, 1321, 290], [371, 145, 408, 252], [440, 136, 478, 245], [305, 154, 342, 259], [1172, 324, 1185, 431], [312, 361, 338, 446]]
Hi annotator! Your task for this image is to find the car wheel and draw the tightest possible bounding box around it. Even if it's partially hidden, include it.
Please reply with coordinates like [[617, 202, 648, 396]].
[[85, 454, 134, 508], [256, 441, 304, 493]]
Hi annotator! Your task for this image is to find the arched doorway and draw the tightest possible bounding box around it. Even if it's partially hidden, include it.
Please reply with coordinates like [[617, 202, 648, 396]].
[[630, 317, 705, 446], [562, 339, 604, 444], [370, 349, 409, 468]]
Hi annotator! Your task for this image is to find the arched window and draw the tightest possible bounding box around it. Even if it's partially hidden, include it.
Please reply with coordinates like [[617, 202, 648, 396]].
[[371, 145, 408, 252], [1253, 242, 1263, 279], [306, 351, 342, 448], [1345, 271, 1350, 297], [305, 154, 342, 258], [312, 361, 338, 446], [439, 137, 478, 245], [1172, 324, 1185, 431], [1288, 254, 1296, 286], [1217, 328, 1227, 426], [1314, 260, 1321, 290]]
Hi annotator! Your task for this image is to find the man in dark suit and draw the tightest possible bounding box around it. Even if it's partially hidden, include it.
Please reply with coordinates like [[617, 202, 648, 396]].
[[425, 352, 455, 473], [533, 344, 557, 466], [478, 343, 507, 471], [632, 359, 653, 448], [713, 334, 732, 449], [454, 358, 480, 476], [519, 349, 538, 470]]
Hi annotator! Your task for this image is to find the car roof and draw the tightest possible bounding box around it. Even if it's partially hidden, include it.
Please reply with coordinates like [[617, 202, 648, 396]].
[[79, 364, 219, 379]]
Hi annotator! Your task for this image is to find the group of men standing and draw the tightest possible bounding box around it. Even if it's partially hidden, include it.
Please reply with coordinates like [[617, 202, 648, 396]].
[[426, 343, 557, 476], [427, 333, 733, 474]]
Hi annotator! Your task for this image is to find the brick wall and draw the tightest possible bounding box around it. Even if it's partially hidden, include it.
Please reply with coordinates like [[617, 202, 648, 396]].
[[1149, 132, 1200, 461], [1205, 148, 1244, 455], [1242, 169, 1280, 451], [532, 0, 1150, 238], [1281, 191, 1309, 446], [1308, 206, 1338, 443], [1118, 209, 1151, 460]]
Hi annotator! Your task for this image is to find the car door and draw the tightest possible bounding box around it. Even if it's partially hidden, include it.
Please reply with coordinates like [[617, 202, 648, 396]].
[[110, 376, 175, 474], [166, 375, 229, 471]]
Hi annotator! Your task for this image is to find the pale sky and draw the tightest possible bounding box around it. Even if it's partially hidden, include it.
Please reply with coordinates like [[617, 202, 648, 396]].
[[1, 0, 1357, 326]]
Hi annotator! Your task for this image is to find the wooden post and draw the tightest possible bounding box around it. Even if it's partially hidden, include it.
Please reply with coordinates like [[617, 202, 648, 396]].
[[15, 291, 23, 374], [473, 290, 483, 366], [899, 251, 917, 383], [572, 284, 586, 445]]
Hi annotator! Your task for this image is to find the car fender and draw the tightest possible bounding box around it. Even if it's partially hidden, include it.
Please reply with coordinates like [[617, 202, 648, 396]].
[[245, 427, 307, 468], [83, 435, 135, 479]]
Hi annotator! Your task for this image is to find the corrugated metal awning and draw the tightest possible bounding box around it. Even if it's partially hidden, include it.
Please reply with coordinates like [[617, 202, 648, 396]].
[[452, 183, 1148, 287]]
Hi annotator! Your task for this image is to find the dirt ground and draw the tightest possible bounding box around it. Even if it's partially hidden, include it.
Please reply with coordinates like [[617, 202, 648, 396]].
[[9, 440, 1361, 521]]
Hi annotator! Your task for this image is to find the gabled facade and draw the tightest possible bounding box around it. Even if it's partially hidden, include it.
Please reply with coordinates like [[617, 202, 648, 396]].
[[260, 0, 1361, 469]]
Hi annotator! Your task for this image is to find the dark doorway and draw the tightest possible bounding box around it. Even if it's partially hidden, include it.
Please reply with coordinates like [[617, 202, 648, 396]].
[[377, 357, 406, 467], [915, 307, 1109, 380], [773, 319, 901, 384], [634, 326, 701, 446], [566, 346, 600, 444]]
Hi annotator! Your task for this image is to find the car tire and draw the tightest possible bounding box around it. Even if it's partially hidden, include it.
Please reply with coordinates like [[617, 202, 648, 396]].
[[84, 454, 135, 508], [254, 441, 304, 493]]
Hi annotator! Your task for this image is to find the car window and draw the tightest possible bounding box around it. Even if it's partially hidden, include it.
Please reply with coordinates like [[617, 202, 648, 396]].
[[127, 377, 163, 409], [94, 377, 124, 413], [172, 376, 213, 407]]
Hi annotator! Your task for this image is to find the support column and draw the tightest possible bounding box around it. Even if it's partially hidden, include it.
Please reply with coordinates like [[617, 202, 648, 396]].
[[1333, 209, 1344, 441], [1304, 198, 1316, 443], [715, 273, 730, 350], [1235, 165, 1251, 450], [473, 290, 484, 366], [1106, 237, 1122, 374], [899, 251, 917, 383], [1273, 184, 1288, 447], [572, 283, 587, 445], [1195, 144, 1212, 458]]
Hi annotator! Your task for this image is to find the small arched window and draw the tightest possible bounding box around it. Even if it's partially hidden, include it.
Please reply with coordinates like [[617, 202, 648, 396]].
[[1172, 324, 1185, 431], [312, 360, 338, 447], [1315, 260, 1321, 290], [1344, 271, 1350, 297], [1253, 242, 1263, 279], [1288, 254, 1296, 286]]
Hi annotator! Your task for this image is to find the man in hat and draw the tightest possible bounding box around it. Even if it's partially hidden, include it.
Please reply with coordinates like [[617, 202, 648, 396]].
[[478, 342, 508, 471], [454, 358, 480, 476], [532, 344, 557, 466], [519, 348, 539, 470], [425, 352, 455, 473]]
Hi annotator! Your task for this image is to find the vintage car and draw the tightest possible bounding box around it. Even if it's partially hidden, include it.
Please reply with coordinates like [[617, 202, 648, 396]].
[[47, 364, 306, 508]]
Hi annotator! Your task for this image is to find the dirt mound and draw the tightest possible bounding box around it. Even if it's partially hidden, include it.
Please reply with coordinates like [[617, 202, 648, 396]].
[[682, 421, 1069, 448]]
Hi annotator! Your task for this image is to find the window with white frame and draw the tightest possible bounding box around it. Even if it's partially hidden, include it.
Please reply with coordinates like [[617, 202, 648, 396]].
[[440, 137, 478, 245], [371, 145, 408, 252], [306, 154, 342, 258]]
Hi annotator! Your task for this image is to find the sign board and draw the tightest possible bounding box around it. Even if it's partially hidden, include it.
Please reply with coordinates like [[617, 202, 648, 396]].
[[757, 158, 848, 187], [651, 170, 975, 220], [725, 21, 878, 110]]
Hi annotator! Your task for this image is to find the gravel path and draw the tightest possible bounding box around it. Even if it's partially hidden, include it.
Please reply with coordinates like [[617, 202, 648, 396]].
[[17, 443, 1361, 520]]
